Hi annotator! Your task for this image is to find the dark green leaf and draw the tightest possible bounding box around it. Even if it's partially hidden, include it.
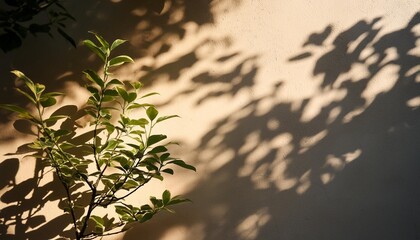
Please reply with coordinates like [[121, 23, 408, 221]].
[[149, 146, 167, 154], [147, 134, 167, 147], [162, 190, 170, 205], [127, 92, 137, 103], [116, 87, 129, 101], [40, 97, 56, 107], [168, 160, 196, 171], [168, 197, 192, 206], [83, 69, 104, 87], [139, 212, 154, 223], [105, 79, 124, 87], [162, 168, 174, 175], [146, 106, 158, 121]]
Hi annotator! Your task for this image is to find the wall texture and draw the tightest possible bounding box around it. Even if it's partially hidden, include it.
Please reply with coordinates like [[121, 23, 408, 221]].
[[0, 1, 419, 239]]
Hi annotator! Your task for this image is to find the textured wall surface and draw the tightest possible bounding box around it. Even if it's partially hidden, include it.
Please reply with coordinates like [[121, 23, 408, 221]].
[[1, 1, 419, 239]]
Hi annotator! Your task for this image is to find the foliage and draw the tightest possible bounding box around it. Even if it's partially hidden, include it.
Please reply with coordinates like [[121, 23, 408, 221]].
[[0, 0, 75, 52], [0, 32, 195, 240]]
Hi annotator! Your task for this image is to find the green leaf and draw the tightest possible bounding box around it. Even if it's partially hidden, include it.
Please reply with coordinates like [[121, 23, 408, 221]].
[[147, 134, 167, 147], [156, 115, 179, 123], [129, 118, 149, 127], [11, 70, 36, 95], [122, 180, 139, 190], [149, 146, 167, 154], [83, 39, 106, 62], [162, 168, 174, 175], [168, 160, 196, 171], [83, 69, 104, 88], [160, 153, 171, 162], [162, 190, 171, 205], [0, 104, 34, 120], [111, 39, 127, 50], [139, 212, 154, 223], [109, 55, 134, 67], [105, 79, 124, 88], [60, 142, 76, 150], [40, 97, 56, 107], [168, 197, 192, 206], [15, 88, 36, 104], [146, 106, 158, 121], [141, 92, 159, 99], [127, 92, 137, 103], [116, 87, 129, 101], [89, 31, 109, 49], [127, 103, 153, 110], [115, 205, 132, 216], [131, 81, 143, 90], [90, 215, 105, 233]]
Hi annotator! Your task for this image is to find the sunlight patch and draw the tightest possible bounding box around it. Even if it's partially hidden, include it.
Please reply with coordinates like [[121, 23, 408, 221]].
[[236, 208, 271, 240], [407, 96, 420, 108]]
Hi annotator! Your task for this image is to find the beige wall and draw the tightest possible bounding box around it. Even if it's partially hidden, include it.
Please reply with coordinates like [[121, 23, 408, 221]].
[[1, 1, 419, 239]]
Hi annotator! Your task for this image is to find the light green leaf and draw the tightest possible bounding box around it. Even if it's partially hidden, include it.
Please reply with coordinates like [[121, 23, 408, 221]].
[[11, 70, 36, 95], [141, 92, 159, 99], [89, 31, 109, 49], [90, 215, 105, 232], [156, 115, 179, 123], [110, 39, 127, 51], [109, 55, 134, 67], [83, 39, 106, 61], [129, 118, 149, 127]]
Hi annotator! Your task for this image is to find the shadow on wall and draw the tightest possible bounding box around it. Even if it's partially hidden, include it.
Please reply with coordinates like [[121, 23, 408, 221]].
[[0, 0, 245, 239], [124, 13, 420, 240], [0, 0, 226, 124]]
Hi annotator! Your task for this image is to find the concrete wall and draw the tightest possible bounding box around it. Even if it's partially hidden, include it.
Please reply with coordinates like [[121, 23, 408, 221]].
[[1, 1, 419, 239]]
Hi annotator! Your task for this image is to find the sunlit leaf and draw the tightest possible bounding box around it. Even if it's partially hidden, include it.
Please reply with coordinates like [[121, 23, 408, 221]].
[[110, 39, 127, 51], [109, 55, 134, 67], [89, 31, 109, 49], [83, 40, 106, 61], [156, 115, 179, 123]]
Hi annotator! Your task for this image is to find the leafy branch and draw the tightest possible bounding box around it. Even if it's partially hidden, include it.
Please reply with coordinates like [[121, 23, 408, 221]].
[[0, 32, 195, 240]]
